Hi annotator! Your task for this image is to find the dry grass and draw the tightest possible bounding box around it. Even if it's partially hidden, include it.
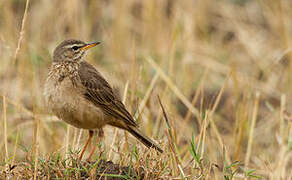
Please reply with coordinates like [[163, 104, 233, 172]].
[[1, 0, 292, 179]]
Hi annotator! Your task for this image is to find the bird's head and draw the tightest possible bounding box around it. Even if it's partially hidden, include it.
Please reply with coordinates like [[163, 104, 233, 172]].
[[53, 39, 100, 62]]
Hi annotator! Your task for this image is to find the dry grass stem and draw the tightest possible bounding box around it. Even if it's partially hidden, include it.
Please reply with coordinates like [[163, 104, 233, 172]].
[[65, 125, 71, 163], [244, 92, 260, 168], [134, 73, 159, 120], [33, 115, 40, 180], [109, 80, 129, 159], [13, 0, 30, 65], [280, 94, 286, 138], [158, 96, 185, 178], [11, 129, 19, 165], [209, 73, 231, 164], [146, 57, 200, 124], [184, 68, 208, 123], [2, 96, 8, 162], [75, 129, 83, 151]]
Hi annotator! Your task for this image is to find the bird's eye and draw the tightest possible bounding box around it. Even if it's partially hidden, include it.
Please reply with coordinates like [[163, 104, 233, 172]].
[[72, 46, 79, 51]]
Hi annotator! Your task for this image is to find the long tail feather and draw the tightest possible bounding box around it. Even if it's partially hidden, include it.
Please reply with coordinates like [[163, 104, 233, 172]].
[[126, 126, 163, 153]]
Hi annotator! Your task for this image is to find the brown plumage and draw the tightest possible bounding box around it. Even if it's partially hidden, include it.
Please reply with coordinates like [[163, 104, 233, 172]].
[[44, 39, 163, 159]]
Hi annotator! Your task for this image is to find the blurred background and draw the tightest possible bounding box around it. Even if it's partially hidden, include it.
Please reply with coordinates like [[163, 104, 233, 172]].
[[0, 0, 292, 179]]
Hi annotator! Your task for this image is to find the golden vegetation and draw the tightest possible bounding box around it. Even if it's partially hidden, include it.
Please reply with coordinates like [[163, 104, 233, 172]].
[[0, 0, 292, 179]]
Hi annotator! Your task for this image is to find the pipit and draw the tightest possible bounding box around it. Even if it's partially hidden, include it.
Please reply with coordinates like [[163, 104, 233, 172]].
[[44, 39, 163, 159]]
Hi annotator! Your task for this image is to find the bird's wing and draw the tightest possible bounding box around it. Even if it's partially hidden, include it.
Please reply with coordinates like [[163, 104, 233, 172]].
[[78, 61, 137, 127]]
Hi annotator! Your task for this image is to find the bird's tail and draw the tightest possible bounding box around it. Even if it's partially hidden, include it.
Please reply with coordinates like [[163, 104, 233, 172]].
[[126, 126, 163, 153]]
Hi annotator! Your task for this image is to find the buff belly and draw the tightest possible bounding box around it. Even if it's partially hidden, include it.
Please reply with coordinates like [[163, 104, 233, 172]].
[[44, 77, 108, 129]]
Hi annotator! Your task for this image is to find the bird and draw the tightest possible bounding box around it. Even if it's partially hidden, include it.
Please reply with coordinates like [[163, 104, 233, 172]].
[[44, 39, 163, 160]]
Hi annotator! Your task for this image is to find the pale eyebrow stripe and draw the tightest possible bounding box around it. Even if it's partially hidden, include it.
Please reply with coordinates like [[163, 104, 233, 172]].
[[64, 44, 84, 49]]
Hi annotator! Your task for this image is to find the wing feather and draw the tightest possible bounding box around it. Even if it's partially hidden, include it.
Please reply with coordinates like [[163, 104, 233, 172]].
[[78, 61, 137, 127]]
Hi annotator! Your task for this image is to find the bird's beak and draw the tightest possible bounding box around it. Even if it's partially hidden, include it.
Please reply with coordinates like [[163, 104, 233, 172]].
[[81, 42, 101, 51]]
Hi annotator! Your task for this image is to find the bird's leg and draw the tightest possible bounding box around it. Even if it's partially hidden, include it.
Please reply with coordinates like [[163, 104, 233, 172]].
[[87, 128, 104, 161], [79, 130, 94, 160]]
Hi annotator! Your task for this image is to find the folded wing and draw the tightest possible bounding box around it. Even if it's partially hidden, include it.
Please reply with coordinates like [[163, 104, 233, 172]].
[[78, 61, 137, 127]]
